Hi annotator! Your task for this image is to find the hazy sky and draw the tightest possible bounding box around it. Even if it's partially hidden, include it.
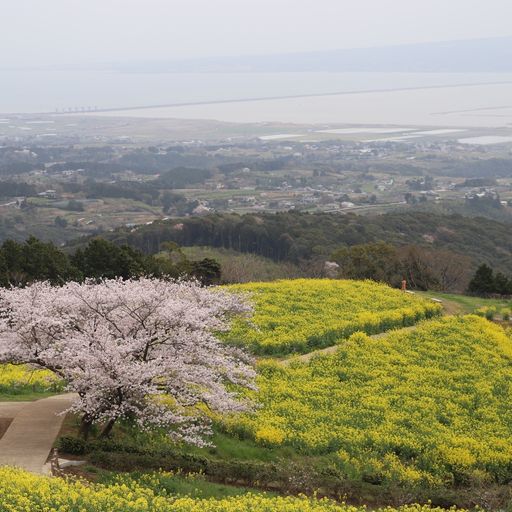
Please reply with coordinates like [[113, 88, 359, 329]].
[[2, 0, 512, 68]]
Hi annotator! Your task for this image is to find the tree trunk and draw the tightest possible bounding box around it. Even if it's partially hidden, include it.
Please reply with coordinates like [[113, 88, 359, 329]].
[[99, 418, 116, 439], [80, 415, 93, 441]]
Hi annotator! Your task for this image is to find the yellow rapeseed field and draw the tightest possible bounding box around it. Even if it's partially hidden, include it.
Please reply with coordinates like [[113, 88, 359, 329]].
[[229, 316, 512, 487], [0, 467, 465, 511], [0, 364, 61, 395], [227, 279, 441, 354]]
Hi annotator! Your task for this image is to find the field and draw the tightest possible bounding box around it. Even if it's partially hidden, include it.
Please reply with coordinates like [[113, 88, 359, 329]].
[[229, 315, 512, 488], [0, 364, 62, 400], [0, 466, 464, 512], [0, 196, 164, 244], [416, 291, 511, 316], [2, 279, 512, 509], [181, 246, 302, 283], [226, 280, 441, 354]]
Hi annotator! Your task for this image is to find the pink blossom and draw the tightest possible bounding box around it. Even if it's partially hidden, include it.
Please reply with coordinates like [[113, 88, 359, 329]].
[[0, 278, 256, 444]]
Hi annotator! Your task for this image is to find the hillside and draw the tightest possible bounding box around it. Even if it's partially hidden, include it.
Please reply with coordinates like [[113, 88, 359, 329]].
[[0, 467, 457, 512], [3, 279, 512, 509], [237, 316, 512, 488], [120, 37, 512, 73], [101, 211, 512, 273], [226, 279, 440, 354]]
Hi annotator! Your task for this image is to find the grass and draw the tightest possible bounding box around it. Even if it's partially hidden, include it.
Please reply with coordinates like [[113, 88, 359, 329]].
[[57, 411, 292, 461], [71, 416, 298, 464], [184, 430, 297, 463], [89, 467, 268, 499], [181, 246, 302, 283], [416, 291, 511, 315], [0, 391, 57, 402]]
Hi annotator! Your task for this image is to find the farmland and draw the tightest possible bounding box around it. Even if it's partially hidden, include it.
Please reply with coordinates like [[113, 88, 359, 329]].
[[0, 466, 462, 512], [232, 316, 512, 488], [0, 364, 62, 400], [226, 279, 441, 354], [1, 278, 512, 510]]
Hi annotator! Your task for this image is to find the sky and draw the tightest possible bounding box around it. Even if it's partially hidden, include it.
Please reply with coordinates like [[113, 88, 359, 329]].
[[2, 0, 512, 68]]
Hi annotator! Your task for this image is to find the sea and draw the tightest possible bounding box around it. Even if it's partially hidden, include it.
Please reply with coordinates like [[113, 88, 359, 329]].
[[2, 70, 512, 128]]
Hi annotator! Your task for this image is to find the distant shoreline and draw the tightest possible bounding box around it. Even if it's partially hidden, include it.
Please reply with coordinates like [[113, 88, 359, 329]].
[[55, 79, 512, 116]]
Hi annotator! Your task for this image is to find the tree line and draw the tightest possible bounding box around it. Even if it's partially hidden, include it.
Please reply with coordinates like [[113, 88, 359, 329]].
[[0, 237, 221, 288], [98, 211, 512, 286], [468, 263, 512, 296], [330, 242, 470, 291]]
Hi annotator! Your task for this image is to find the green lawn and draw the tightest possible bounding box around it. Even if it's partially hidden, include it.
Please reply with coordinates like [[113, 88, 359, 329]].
[[416, 291, 511, 315]]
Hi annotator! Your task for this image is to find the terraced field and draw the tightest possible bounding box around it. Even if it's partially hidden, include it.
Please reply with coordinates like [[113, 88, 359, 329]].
[[230, 315, 512, 487], [0, 467, 467, 511], [226, 279, 441, 354]]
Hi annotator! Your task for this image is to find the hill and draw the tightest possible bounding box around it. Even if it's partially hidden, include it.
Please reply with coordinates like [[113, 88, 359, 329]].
[[226, 279, 440, 354], [41, 281, 512, 507], [4, 278, 512, 507], [121, 37, 512, 73], [100, 211, 512, 274], [181, 246, 302, 283], [235, 316, 512, 488]]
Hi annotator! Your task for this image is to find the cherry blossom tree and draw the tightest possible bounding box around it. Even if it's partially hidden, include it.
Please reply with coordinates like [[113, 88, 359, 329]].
[[0, 278, 255, 442]]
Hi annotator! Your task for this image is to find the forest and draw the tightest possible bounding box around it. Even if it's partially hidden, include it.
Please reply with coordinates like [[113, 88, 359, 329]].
[[97, 210, 512, 283]]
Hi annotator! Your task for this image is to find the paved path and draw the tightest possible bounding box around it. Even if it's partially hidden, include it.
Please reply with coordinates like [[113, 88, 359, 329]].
[[0, 402, 27, 418], [0, 394, 75, 474], [283, 325, 419, 365]]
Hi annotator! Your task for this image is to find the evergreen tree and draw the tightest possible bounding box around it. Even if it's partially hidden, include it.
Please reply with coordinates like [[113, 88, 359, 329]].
[[494, 272, 512, 296], [190, 258, 222, 286], [0, 237, 79, 286], [71, 238, 146, 280], [468, 264, 495, 295]]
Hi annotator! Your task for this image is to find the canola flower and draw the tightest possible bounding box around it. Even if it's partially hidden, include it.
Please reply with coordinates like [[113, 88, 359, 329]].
[[226, 279, 441, 354], [0, 467, 466, 511], [229, 316, 512, 487], [0, 364, 62, 395]]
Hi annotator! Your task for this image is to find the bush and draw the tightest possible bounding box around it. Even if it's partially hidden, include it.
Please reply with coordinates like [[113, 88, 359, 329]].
[[87, 449, 284, 487], [485, 307, 496, 320], [58, 436, 88, 455]]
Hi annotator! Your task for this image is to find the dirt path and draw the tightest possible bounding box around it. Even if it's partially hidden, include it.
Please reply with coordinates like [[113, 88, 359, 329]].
[[283, 325, 419, 365], [281, 293, 453, 366], [0, 394, 75, 474]]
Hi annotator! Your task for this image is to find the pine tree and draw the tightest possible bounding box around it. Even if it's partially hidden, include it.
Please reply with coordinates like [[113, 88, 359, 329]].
[[468, 264, 495, 295]]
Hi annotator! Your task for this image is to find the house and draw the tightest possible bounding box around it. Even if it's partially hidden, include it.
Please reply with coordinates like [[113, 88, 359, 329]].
[[37, 190, 57, 199]]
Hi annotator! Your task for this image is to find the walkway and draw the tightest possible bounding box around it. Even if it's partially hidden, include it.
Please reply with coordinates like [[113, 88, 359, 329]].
[[283, 325, 419, 365], [0, 394, 75, 474]]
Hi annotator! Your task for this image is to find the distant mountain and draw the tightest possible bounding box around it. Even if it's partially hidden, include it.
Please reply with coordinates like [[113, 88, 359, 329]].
[[118, 37, 512, 73]]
